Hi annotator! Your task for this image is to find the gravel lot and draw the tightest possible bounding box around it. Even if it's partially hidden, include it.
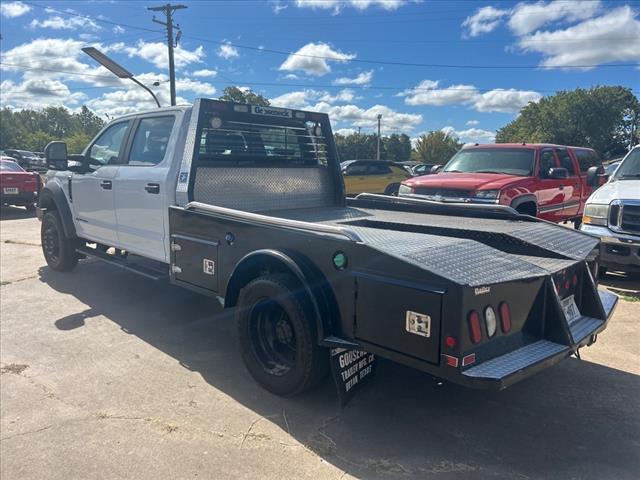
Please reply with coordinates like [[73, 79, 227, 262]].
[[1, 206, 639, 480]]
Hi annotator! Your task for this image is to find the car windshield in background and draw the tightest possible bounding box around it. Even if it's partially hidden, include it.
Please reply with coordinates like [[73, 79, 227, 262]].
[[197, 112, 329, 167], [443, 149, 535, 176], [0, 161, 25, 172], [613, 149, 640, 180]]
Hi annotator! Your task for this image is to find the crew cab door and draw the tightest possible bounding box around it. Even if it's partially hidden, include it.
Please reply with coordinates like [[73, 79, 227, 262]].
[[555, 148, 581, 218], [72, 120, 131, 244], [113, 114, 176, 262], [535, 148, 566, 222]]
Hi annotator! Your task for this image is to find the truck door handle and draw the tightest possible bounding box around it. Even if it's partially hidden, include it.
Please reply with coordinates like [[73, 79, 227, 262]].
[[100, 180, 112, 190], [145, 183, 160, 194]]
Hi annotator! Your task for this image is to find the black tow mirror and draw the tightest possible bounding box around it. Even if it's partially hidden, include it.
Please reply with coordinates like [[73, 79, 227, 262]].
[[430, 165, 443, 174], [549, 167, 568, 179], [44, 141, 68, 170], [586, 165, 605, 186]]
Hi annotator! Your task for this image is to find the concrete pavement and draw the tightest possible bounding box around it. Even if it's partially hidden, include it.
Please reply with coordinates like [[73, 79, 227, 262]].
[[1, 206, 639, 480]]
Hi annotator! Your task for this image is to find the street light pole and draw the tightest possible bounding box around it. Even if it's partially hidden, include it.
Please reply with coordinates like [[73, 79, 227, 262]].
[[81, 47, 161, 108], [376, 114, 382, 161], [148, 3, 187, 106]]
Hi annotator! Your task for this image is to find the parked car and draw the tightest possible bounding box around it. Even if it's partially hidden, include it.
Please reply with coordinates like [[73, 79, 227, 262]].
[[37, 98, 616, 398], [399, 143, 604, 226], [341, 159, 411, 195], [3, 149, 46, 172], [581, 146, 640, 274], [411, 163, 436, 176], [0, 158, 41, 211]]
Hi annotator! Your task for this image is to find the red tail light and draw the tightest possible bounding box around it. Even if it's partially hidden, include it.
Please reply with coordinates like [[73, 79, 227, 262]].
[[445, 335, 456, 348], [499, 302, 511, 333], [468, 311, 482, 344]]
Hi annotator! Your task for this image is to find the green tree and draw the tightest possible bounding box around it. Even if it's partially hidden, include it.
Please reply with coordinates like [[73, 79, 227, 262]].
[[334, 133, 382, 161], [218, 86, 270, 106], [412, 130, 462, 165], [384, 133, 412, 162], [496, 86, 639, 159]]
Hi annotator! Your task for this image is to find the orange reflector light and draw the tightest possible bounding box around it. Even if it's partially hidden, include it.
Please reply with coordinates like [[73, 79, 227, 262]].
[[462, 353, 476, 367], [499, 302, 511, 333], [442, 354, 459, 368], [468, 310, 482, 343]]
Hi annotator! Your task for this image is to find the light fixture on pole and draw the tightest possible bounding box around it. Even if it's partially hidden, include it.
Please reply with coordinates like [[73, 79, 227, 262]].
[[81, 47, 161, 108]]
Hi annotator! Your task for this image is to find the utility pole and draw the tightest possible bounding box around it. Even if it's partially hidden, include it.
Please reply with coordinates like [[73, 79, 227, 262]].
[[356, 126, 361, 160], [376, 114, 382, 161], [148, 3, 187, 106]]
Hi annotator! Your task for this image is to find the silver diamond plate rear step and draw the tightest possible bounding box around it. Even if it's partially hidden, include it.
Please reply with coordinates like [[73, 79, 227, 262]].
[[462, 340, 568, 380]]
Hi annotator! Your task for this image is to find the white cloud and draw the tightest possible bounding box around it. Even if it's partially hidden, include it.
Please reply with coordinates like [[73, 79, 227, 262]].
[[441, 126, 496, 143], [400, 80, 541, 113], [113, 25, 125, 34], [313, 102, 423, 133], [218, 42, 239, 59], [508, 0, 602, 36], [334, 128, 358, 136], [283, 73, 300, 80], [270, 1, 288, 13], [400, 80, 478, 106], [279, 42, 355, 76], [333, 70, 373, 85], [123, 41, 205, 69], [462, 6, 510, 38], [294, 0, 409, 13], [192, 69, 217, 78], [466, 120, 480, 126], [517, 6, 640, 69], [30, 15, 101, 31], [1, 78, 86, 109], [270, 88, 356, 109], [0, 1, 30, 18]]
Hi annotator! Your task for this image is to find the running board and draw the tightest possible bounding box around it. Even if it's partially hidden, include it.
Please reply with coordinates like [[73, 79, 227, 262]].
[[76, 246, 169, 281]]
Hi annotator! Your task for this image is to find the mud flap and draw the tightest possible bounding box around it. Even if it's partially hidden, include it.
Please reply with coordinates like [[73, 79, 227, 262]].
[[330, 348, 377, 406]]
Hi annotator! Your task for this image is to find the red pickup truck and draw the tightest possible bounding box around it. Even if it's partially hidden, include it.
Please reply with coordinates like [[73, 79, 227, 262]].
[[399, 143, 603, 226], [0, 158, 41, 211]]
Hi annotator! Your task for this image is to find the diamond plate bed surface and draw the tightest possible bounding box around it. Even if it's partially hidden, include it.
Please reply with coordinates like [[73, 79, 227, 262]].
[[569, 316, 603, 344], [462, 340, 568, 380]]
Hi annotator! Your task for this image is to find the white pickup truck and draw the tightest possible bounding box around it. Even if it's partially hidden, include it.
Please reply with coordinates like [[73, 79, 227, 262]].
[[581, 146, 640, 274], [38, 98, 617, 399]]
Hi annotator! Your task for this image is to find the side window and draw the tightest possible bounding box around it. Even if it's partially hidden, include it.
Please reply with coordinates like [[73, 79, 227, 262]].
[[575, 150, 601, 172], [368, 164, 392, 175], [555, 149, 575, 175], [127, 116, 176, 166], [88, 121, 130, 165], [539, 150, 557, 179], [346, 163, 368, 176]]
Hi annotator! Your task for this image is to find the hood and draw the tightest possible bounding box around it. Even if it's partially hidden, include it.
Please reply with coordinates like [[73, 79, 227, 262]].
[[404, 172, 525, 191], [587, 179, 640, 204]]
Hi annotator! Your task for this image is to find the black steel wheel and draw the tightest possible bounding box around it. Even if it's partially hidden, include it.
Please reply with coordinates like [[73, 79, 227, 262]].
[[41, 211, 78, 272], [237, 273, 328, 396]]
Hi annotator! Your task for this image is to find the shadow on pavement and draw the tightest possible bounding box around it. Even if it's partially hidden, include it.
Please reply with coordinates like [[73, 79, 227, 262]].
[[0, 205, 36, 221], [39, 262, 640, 480]]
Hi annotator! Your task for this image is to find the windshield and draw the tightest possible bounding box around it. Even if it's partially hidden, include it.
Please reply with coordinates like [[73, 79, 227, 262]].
[[0, 161, 25, 172], [612, 148, 640, 180], [443, 149, 535, 176]]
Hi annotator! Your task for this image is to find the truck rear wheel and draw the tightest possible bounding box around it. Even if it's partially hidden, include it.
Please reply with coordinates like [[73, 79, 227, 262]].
[[236, 273, 328, 396], [41, 211, 78, 272]]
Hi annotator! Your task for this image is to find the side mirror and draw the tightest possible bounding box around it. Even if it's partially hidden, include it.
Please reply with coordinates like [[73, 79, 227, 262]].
[[549, 167, 568, 179], [430, 165, 443, 174], [44, 141, 68, 170], [586, 166, 600, 186]]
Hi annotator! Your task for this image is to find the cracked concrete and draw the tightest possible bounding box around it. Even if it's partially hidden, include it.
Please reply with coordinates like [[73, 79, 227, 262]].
[[1, 208, 639, 479]]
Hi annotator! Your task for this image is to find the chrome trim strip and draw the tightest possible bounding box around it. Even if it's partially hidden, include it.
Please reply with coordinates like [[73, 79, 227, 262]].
[[185, 201, 363, 243]]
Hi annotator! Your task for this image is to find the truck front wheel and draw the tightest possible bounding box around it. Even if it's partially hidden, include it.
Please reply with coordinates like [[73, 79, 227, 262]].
[[41, 211, 78, 272], [236, 273, 328, 396]]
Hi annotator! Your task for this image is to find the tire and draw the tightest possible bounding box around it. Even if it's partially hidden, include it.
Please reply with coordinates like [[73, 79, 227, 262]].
[[573, 218, 582, 229], [41, 211, 78, 272], [384, 183, 400, 196], [236, 273, 328, 397]]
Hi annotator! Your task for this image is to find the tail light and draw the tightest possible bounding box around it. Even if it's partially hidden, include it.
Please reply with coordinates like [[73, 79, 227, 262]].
[[499, 302, 511, 333], [468, 311, 482, 344]]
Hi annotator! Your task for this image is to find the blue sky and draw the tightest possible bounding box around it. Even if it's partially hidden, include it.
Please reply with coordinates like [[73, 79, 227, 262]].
[[1, 0, 639, 142]]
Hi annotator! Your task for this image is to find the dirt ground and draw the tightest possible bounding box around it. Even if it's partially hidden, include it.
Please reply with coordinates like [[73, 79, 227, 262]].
[[1, 206, 639, 480]]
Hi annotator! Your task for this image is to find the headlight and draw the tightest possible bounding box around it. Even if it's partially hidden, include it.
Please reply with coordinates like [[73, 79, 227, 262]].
[[398, 184, 414, 195], [474, 189, 500, 199], [583, 204, 608, 226]]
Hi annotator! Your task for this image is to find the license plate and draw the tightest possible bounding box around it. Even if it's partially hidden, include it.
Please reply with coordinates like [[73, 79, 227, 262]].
[[561, 295, 581, 325], [3, 187, 19, 194]]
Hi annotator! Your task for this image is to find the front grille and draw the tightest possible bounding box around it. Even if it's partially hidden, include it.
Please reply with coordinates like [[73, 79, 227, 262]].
[[413, 187, 471, 198], [621, 203, 640, 234]]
